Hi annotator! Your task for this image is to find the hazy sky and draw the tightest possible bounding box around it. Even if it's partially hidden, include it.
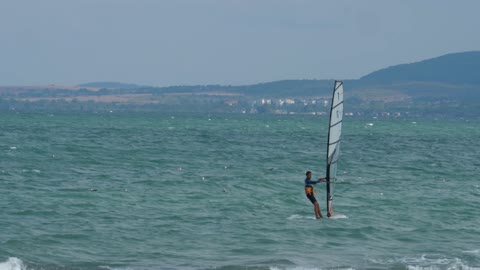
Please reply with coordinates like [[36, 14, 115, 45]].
[[1, 0, 479, 86]]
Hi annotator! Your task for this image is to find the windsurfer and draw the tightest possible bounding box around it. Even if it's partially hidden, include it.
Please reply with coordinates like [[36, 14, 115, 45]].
[[304, 171, 325, 219]]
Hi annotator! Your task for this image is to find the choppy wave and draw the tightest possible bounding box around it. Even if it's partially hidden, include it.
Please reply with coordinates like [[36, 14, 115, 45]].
[[369, 254, 480, 270], [1, 113, 479, 270]]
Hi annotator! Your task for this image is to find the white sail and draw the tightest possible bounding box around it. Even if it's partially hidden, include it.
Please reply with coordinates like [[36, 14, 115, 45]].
[[326, 80, 344, 217]]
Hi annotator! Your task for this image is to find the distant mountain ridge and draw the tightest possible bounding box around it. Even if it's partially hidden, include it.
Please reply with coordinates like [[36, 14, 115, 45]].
[[74, 51, 480, 97], [2, 50, 480, 112], [360, 51, 480, 85]]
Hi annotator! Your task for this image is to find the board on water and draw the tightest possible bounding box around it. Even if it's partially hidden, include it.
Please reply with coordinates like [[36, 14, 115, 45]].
[[326, 80, 344, 217], [328, 214, 348, 219]]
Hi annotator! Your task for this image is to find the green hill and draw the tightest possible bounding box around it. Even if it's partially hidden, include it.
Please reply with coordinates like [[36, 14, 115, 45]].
[[360, 51, 480, 85], [74, 51, 480, 98]]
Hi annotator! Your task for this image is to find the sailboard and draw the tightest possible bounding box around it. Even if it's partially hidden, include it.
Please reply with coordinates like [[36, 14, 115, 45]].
[[326, 80, 344, 217]]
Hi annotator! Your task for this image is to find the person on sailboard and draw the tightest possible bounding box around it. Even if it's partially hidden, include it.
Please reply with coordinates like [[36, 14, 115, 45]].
[[304, 171, 325, 219]]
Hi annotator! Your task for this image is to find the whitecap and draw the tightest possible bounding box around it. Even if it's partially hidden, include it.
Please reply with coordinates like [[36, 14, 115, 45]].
[[395, 254, 479, 270], [463, 249, 480, 255], [0, 257, 25, 270], [369, 254, 478, 270]]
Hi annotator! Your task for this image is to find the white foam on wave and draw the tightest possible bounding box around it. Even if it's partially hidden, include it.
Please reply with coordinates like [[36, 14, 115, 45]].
[[0, 258, 25, 270], [406, 254, 480, 270], [464, 249, 480, 255], [370, 254, 480, 270], [407, 263, 480, 270]]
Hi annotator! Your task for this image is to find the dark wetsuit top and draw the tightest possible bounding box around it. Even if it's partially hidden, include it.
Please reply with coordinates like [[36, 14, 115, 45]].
[[305, 177, 322, 204]]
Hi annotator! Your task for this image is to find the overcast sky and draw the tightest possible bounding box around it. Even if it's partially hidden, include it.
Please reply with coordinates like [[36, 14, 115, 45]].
[[1, 0, 479, 86]]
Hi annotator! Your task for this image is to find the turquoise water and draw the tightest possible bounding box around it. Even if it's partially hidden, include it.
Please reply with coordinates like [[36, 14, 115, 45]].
[[1, 112, 479, 270]]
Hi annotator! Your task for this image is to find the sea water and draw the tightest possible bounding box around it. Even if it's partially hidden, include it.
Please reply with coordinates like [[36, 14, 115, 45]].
[[0, 112, 479, 270]]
